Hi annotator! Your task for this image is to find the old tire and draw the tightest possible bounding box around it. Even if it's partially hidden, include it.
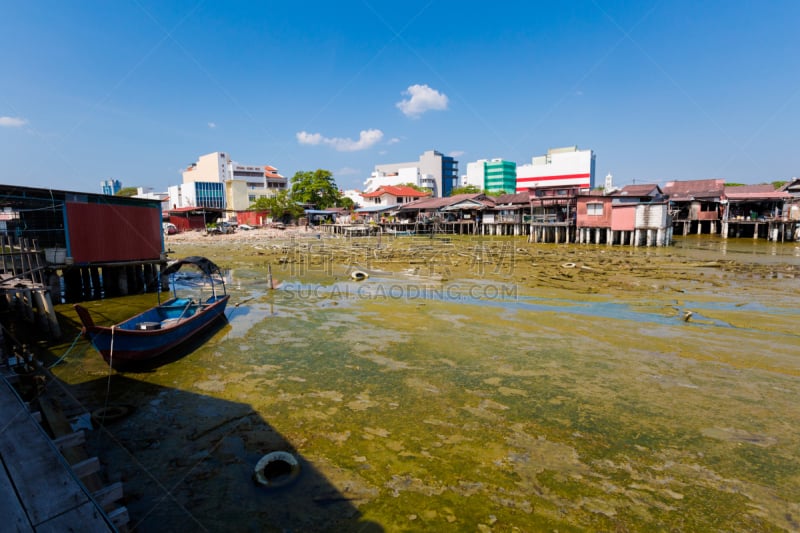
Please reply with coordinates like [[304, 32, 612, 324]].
[[350, 270, 369, 281], [253, 451, 300, 489], [92, 405, 132, 425]]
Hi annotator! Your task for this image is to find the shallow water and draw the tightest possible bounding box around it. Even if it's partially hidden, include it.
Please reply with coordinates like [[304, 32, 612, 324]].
[[49, 236, 800, 531]]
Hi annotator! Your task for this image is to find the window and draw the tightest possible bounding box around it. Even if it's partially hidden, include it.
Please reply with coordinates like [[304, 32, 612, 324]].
[[587, 203, 603, 216]]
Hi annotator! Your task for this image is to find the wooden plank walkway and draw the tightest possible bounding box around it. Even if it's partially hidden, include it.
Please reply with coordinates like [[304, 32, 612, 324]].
[[0, 377, 116, 532]]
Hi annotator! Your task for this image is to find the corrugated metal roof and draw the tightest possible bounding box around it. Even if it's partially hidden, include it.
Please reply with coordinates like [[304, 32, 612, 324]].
[[399, 193, 490, 211], [724, 185, 790, 201], [355, 205, 396, 213], [615, 184, 662, 197], [362, 185, 431, 198], [493, 191, 530, 205], [662, 179, 725, 200]]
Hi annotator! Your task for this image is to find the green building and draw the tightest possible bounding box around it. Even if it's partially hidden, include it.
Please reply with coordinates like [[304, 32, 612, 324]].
[[484, 159, 516, 194]]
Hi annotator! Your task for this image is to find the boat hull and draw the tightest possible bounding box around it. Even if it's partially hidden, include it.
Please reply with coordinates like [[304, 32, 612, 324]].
[[77, 295, 229, 368]]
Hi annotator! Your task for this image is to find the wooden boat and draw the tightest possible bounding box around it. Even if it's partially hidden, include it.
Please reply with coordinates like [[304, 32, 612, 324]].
[[74, 256, 229, 368]]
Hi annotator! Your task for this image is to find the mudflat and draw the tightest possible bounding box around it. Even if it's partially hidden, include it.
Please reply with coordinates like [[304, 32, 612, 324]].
[[52, 232, 800, 531]]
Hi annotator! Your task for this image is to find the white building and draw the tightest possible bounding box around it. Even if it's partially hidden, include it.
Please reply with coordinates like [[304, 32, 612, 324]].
[[364, 167, 421, 193], [369, 150, 458, 197], [516, 146, 595, 192], [342, 189, 364, 207], [463, 160, 487, 188], [133, 187, 169, 212], [360, 185, 431, 207], [173, 151, 287, 214]]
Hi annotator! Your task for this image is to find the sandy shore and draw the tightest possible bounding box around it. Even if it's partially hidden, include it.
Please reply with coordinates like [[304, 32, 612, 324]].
[[165, 225, 312, 244]]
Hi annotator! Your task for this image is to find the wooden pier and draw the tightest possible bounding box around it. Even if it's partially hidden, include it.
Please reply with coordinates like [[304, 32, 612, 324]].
[[0, 236, 60, 338], [0, 376, 118, 531]]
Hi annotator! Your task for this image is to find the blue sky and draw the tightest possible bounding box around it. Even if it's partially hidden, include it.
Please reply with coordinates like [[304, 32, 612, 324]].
[[2, 1, 799, 193]]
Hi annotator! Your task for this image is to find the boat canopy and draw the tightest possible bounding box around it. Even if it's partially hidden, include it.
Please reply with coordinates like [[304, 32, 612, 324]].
[[163, 256, 223, 277]]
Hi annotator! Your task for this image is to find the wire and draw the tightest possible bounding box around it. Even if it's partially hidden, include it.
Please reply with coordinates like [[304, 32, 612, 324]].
[[47, 332, 84, 369]]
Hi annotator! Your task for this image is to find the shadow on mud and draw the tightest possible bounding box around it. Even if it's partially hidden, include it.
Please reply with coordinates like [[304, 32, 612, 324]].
[[71, 375, 382, 532]]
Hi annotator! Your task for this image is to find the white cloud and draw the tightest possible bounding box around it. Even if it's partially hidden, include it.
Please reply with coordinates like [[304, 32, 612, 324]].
[[387, 137, 401, 145], [0, 116, 28, 127], [296, 129, 383, 152], [208, 122, 217, 129], [296, 131, 324, 145], [448, 150, 465, 157], [396, 84, 448, 118], [336, 166, 360, 176]]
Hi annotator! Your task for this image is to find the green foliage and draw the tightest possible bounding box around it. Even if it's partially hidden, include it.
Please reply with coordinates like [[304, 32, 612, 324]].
[[401, 182, 432, 193], [337, 195, 355, 210], [771, 180, 787, 190], [725, 183, 746, 187], [115, 187, 138, 197], [248, 196, 272, 211], [250, 190, 304, 220], [486, 189, 508, 196], [290, 169, 339, 209], [449, 184, 482, 196]]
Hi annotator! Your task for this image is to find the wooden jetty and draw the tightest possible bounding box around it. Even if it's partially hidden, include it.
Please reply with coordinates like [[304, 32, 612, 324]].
[[0, 375, 121, 531], [0, 236, 60, 338]]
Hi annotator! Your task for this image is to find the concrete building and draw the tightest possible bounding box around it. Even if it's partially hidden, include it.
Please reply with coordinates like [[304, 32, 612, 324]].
[[364, 167, 421, 193], [360, 185, 431, 207], [342, 189, 365, 207], [516, 146, 595, 192], [133, 187, 169, 212], [167, 181, 225, 210], [369, 150, 458, 197], [101, 179, 121, 195], [462, 160, 486, 189], [463, 159, 516, 193], [172, 151, 287, 214]]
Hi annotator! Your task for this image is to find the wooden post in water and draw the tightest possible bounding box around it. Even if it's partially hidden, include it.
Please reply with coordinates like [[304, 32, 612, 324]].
[[268, 263, 274, 290]]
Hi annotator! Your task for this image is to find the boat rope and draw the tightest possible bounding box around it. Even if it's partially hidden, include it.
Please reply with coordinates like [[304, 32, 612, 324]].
[[47, 332, 84, 369], [100, 325, 116, 429]]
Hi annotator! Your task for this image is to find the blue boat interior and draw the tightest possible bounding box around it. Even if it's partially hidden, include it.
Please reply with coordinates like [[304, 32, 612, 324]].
[[119, 296, 223, 331]]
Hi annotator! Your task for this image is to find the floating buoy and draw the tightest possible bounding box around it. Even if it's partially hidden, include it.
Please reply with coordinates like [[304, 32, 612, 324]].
[[91, 405, 133, 425], [253, 451, 300, 488], [561, 262, 576, 269], [350, 270, 369, 281]]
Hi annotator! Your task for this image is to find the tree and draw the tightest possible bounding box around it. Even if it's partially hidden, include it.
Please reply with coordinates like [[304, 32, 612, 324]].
[[337, 195, 355, 210], [290, 169, 339, 209], [250, 190, 304, 221], [449, 184, 482, 196], [771, 180, 787, 190], [401, 182, 432, 194], [115, 187, 138, 197]]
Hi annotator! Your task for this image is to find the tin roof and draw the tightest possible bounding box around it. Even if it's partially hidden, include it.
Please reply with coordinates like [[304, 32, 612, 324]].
[[399, 193, 493, 211], [662, 179, 725, 201], [493, 191, 530, 205], [724, 184, 790, 201], [615, 184, 662, 197], [362, 185, 431, 199]]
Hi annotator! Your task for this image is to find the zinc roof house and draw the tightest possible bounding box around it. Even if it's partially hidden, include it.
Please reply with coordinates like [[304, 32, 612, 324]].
[[720, 184, 793, 239], [360, 185, 431, 207], [661, 179, 725, 235], [397, 193, 493, 234], [576, 184, 671, 246], [483, 191, 531, 236]]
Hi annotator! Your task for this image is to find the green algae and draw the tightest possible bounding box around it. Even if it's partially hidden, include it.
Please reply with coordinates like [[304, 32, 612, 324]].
[[44, 236, 800, 531]]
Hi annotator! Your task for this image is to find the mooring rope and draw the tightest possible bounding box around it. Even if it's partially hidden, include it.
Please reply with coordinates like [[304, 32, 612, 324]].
[[47, 332, 84, 369], [99, 325, 116, 429]]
